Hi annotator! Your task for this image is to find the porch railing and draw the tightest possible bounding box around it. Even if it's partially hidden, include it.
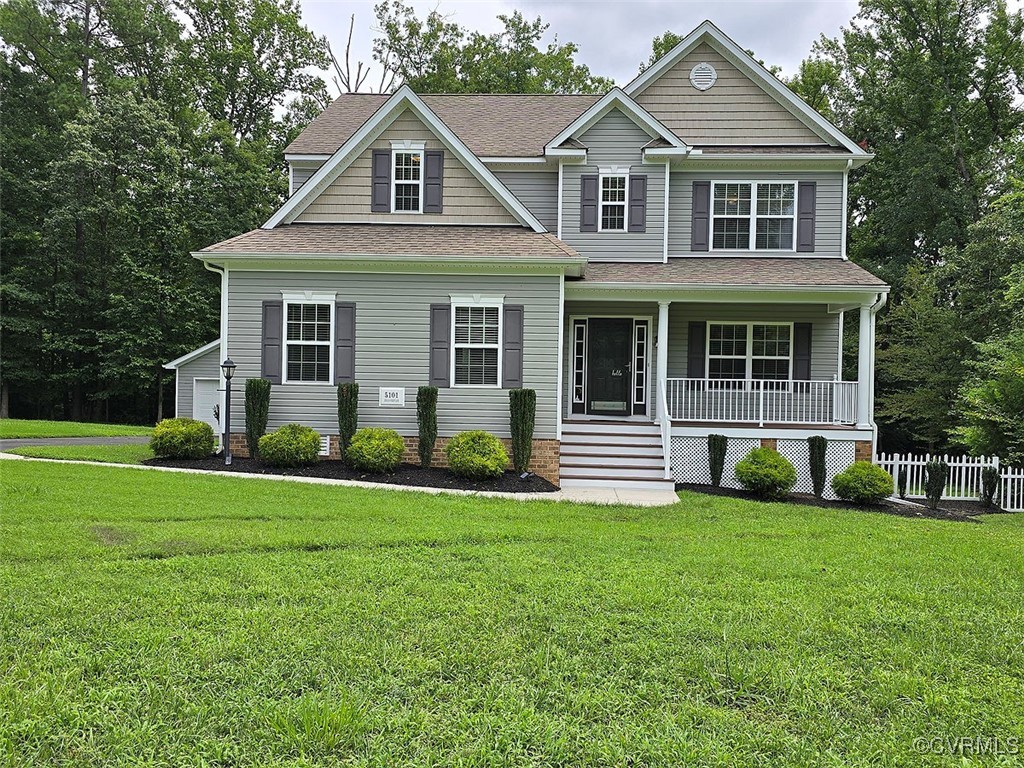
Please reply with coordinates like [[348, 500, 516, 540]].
[[664, 378, 859, 426]]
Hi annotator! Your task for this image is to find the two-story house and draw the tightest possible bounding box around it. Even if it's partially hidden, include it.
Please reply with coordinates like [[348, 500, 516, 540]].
[[165, 20, 889, 492]]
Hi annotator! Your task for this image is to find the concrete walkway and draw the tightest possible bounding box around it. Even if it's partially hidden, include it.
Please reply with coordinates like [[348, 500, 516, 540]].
[[0, 436, 151, 450], [0, 452, 679, 507]]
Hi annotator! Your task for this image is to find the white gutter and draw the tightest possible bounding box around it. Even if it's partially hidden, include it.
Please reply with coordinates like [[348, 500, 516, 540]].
[[841, 158, 853, 260]]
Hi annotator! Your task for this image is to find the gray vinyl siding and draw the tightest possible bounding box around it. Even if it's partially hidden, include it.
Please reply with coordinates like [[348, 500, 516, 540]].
[[494, 170, 558, 232], [559, 109, 666, 261], [175, 346, 221, 419], [290, 162, 323, 195], [668, 170, 844, 257], [562, 301, 660, 418], [667, 303, 840, 380], [633, 42, 826, 145], [226, 271, 561, 439]]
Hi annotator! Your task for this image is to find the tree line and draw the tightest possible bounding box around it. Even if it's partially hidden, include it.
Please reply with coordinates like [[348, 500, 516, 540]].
[[2, 0, 1022, 462]]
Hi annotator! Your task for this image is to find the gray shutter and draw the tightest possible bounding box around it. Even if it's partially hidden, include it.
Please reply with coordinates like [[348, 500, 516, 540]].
[[429, 303, 451, 387], [371, 150, 391, 212], [580, 174, 598, 232], [793, 323, 812, 380], [687, 321, 706, 378], [423, 150, 444, 213], [691, 181, 711, 252], [261, 300, 283, 384], [502, 305, 524, 389], [628, 175, 647, 233], [796, 181, 816, 252], [335, 302, 355, 384]]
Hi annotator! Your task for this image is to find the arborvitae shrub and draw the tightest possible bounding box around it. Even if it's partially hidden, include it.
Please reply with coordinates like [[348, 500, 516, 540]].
[[924, 460, 948, 509], [244, 378, 271, 456], [808, 435, 827, 499], [336, 383, 359, 456], [981, 466, 1000, 508], [707, 434, 727, 487], [416, 386, 438, 468], [509, 388, 537, 474], [897, 466, 908, 499]]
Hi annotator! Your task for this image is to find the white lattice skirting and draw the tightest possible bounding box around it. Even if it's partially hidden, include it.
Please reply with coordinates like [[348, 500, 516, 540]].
[[671, 435, 857, 498]]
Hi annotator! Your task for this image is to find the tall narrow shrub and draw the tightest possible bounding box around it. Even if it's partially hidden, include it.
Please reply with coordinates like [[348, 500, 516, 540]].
[[981, 466, 1000, 508], [244, 378, 271, 457], [509, 388, 537, 474], [337, 383, 359, 456], [924, 459, 948, 510], [416, 386, 438, 468], [807, 435, 827, 499], [707, 434, 727, 487], [897, 466, 908, 499]]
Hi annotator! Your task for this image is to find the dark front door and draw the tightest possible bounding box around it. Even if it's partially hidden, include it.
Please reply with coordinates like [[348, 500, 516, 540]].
[[587, 318, 632, 415]]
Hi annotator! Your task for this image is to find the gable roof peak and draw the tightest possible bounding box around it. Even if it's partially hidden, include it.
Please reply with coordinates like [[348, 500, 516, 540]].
[[544, 86, 686, 154]]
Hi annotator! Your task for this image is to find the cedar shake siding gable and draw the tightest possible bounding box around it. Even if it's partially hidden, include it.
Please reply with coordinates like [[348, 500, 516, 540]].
[[633, 42, 827, 146], [294, 109, 519, 226], [558, 108, 666, 262]]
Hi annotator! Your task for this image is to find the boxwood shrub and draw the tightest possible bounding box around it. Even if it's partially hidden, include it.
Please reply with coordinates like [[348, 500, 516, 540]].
[[347, 427, 405, 473], [150, 418, 215, 459], [446, 430, 509, 479], [734, 447, 797, 500], [831, 461, 893, 505], [258, 424, 320, 467]]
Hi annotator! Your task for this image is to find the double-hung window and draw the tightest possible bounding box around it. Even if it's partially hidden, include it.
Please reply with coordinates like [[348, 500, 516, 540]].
[[284, 300, 333, 383], [712, 182, 796, 251], [392, 149, 423, 213], [707, 322, 792, 383], [599, 174, 627, 232], [452, 301, 501, 386]]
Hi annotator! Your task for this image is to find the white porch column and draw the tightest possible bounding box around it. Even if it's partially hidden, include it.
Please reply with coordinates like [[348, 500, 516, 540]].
[[657, 301, 670, 419], [856, 304, 873, 429]]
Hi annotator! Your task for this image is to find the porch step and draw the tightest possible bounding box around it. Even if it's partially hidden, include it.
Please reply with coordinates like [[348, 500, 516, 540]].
[[559, 419, 671, 492]]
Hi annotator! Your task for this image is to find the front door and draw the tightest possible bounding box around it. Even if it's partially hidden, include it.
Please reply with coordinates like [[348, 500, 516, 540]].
[[586, 318, 633, 415]]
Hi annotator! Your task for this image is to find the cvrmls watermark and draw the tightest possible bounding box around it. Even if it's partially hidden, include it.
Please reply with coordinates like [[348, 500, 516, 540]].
[[913, 736, 1020, 756]]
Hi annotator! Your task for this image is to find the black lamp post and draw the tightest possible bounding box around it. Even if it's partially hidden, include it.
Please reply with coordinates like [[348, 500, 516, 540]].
[[221, 357, 236, 465]]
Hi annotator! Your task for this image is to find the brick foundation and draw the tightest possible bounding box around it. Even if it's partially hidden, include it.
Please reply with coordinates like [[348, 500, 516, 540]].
[[854, 439, 873, 463], [227, 433, 560, 485]]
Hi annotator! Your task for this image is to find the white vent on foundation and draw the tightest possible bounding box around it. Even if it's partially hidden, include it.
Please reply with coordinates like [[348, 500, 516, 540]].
[[689, 62, 718, 91], [319, 435, 330, 457]]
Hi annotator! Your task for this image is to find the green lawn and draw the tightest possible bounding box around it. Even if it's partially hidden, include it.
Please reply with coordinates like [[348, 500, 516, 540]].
[[6, 443, 155, 464], [0, 418, 152, 439], [2, 462, 1022, 767]]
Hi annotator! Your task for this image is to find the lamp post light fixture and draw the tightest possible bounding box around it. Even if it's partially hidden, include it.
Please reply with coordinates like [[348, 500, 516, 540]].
[[220, 357, 236, 465]]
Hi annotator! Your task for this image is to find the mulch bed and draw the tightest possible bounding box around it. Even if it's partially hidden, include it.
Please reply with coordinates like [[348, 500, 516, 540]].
[[145, 455, 559, 493], [674, 483, 1007, 523]]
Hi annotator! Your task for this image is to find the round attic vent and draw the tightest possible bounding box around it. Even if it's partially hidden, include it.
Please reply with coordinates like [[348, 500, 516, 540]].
[[689, 62, 717, 91]]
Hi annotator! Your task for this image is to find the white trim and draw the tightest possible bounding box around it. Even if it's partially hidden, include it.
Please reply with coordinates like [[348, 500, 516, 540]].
[[480, 156, 549, 165], [288, 164, 294, 197], [391, 147, 424, 214], [546, 88, 687, 153], [263, 86, 546, 232], [282, 297, 336, 385], [281, 290, 337, 302], [837, 310, 844, 376], [450, 296, 504, 389], [164, 339, 221, 370], [597, 172, 629, 233], [285, 153, 331, 162], [623, 21, 868, 157], [671, 424, 872, 441], [556, 274, 565, 441], [841, 159, 852, 259], [710, 180, 797, 253], [662, 160, 670, 263], [556, 161, 564, 240], [706, 321, 794, 384], [390, 139, 425, 150]]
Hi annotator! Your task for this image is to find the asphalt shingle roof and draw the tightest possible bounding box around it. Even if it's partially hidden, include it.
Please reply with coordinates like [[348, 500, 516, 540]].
[[286, 94, 603, 157], [577, 258, 886, 288], [198, 224, 583, 260]]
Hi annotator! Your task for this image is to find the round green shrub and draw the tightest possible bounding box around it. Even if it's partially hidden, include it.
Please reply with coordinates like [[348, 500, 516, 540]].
[[831, 461, 893, 505], [445, 430, 509, 479], [734, 447, 797, 500], [347, 427, 404, 473], [150, 417, 215, 459], [258, 424, 321, 467]]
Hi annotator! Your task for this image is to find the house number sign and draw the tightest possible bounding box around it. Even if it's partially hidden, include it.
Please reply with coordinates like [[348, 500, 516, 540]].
[[378, 387, 406, 407]]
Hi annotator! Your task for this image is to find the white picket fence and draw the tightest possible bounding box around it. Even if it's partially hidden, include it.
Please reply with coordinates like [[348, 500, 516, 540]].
[[875, 453, 1024, 511]]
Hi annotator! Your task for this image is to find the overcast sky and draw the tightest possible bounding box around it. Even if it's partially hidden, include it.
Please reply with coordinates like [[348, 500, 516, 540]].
[[298, 0, 862, 91]]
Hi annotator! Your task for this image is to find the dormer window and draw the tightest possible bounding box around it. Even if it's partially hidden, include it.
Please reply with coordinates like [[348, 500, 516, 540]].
[[392, 147, 423, 213], [599, 174, 628, 232]]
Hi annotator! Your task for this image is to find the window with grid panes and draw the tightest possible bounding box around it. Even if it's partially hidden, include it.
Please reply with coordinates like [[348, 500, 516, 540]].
[[453, 305, 500, 386], [285, 303, 331, 382]]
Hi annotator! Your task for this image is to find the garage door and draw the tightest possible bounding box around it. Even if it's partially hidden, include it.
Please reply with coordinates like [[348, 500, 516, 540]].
[[193, 379, 221, 437]]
